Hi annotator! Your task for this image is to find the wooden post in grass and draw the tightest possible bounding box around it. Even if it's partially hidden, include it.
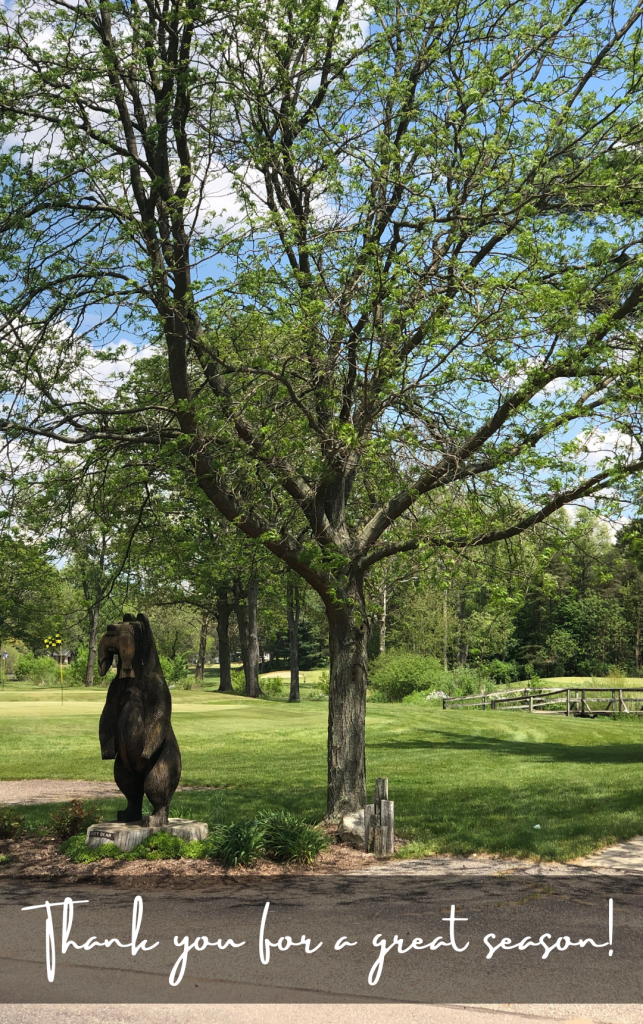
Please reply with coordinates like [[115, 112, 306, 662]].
[[566, 689, 570, 717], [373, 826, 388, 857], [364, 803, 375, 852], [381, 799, 395, 854], [368, 778, 394, 855], [375, 777, 388, 804]]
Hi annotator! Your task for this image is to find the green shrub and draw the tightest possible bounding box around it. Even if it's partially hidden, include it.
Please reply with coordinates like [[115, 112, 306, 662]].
[[231, 669, 246, 694], [181, 839, 210, 859], [14, 652, 35, 680], [0, 854, 11, 865], [15, 653, 58, 685], [50, 800, 97, 840], [129, 832, 183, 860], [65, 647, 88, 687], [366, 687, 389, 702], [61, 834, 125, 863], [159, 654, 190, 685], [0, 810, 25, 839], [368, 651, 489, 701], [173, 678, 194, 690], [317, 671, 330, 695], [402, 690, 435, 704], [260, 677, 284, 697], [258, 811, 329, 864], [369, 651, 446, 701], [451, 667, 483, 696]]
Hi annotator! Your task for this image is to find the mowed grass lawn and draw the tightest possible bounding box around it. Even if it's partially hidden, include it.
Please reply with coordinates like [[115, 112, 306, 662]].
[[3, 684, 643, 860]]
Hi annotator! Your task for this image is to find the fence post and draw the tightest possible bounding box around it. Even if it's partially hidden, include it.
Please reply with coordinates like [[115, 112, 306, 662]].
[[364, 803, 375, 852], [620, 689, 625, 714], [566, 689, 570, 717], [381, 799, 395, 855], [375, 777, 388, 806], [529, 695, 534, 713], [373, 826, 388, 857]]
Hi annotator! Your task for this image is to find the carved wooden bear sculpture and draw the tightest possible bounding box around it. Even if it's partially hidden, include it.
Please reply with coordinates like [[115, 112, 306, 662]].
[[97, 613, 181, 826]]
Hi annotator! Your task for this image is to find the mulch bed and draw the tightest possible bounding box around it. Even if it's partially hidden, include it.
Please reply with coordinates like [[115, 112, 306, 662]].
[[0, 835, 379, 887]]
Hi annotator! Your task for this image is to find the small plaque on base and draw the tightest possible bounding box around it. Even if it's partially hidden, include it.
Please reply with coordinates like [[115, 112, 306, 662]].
[[86, 818, 209, 853]]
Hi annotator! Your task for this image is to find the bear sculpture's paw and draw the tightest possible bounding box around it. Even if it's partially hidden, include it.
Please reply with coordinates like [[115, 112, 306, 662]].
[[117, 808, 143, 823], [144, 809, 169, 827]]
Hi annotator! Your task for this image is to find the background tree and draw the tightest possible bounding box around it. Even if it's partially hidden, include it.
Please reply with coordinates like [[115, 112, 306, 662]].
[[16, 456, 153, 684], [0, 533, 63, 652], [286, 578, 301, 703], [5, 0, 643, 811], [617, 521, 643, 671]]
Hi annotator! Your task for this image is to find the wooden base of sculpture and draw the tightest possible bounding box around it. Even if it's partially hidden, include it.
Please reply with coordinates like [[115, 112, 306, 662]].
[[86, 818, 208, 853]]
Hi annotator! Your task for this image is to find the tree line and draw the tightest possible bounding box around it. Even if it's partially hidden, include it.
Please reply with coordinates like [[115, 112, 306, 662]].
[[3, 473, 643, 692]]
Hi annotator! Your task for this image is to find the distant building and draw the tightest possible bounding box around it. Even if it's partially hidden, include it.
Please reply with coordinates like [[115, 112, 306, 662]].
[[44, 648, 72, 665]]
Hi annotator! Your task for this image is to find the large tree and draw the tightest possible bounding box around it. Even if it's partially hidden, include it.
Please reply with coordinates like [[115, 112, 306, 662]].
[[3, 0, 643, 813]]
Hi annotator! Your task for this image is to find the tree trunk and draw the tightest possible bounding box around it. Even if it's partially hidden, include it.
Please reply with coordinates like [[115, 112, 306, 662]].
[[245, 577, 262, 697], [287, 580, 300, 702], [217, 590, 233, 693], [195, 613, 208, 682], [325, 573, 368, 818], [84, 602, 101, 687], [235, 578, 262, 697], [234, 579, 249, 683], [379, 585, 387, 655], [442, 591, 448, 671]]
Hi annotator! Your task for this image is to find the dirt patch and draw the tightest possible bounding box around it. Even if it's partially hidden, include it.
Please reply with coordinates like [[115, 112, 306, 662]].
[[0, 835, 377, 887]]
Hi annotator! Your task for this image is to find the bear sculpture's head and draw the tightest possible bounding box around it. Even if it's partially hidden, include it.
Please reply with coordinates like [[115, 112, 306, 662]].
[[97, 612, 161, 681], [97, 622, 137, 678]]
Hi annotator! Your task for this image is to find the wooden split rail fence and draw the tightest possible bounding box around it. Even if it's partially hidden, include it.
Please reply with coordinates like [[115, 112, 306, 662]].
[[443, 686, 643, 716]]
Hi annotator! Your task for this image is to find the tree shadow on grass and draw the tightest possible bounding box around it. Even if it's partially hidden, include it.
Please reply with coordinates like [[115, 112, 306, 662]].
[[368, 724, 643, 765]]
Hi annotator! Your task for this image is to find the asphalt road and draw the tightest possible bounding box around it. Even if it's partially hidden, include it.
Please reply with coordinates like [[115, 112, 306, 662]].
[[0, 870, 641, 1019]]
